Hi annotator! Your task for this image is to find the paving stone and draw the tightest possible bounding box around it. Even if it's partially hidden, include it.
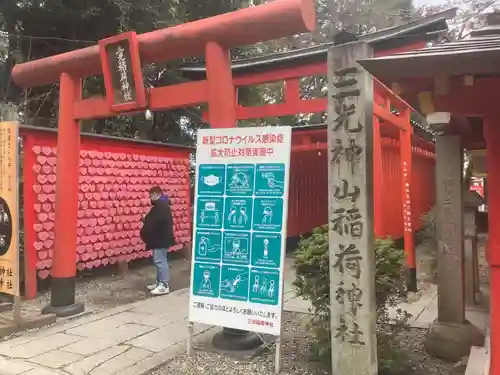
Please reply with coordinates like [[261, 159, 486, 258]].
[[23, 367, 67, 375], [63, 324, 154, 355], [0, 288, 204, 375], [0, 309, 131, 348], [465, 346, 489, 375], [89, 347, 152, 375], [0, 333, 84, 358], [466, 310, 489, 333], [284, 296, 312, 314], [129, 296, 188, 316], [29, 348, 84, 368], [65, 316, 130, 337], [126, 322, 188, 352], [67, 319, 154, 339], [113, 310, 188, 328], [64, 345, 130, 375], [412, 307, 436, 329], [118, 327, 217, 375], [62, 337, 120, 356], [0, 356, 36, 374], [117, 342, 187, 375]]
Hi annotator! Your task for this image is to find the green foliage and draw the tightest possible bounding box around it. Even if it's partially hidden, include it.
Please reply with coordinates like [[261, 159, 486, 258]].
[[293, 225, 411, 373]]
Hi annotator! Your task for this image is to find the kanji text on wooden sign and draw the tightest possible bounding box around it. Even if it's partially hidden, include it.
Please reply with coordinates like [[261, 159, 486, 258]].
[[0, 121, 20, 296]]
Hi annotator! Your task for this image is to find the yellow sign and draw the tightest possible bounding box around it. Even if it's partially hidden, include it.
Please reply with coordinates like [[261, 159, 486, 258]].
[[0, 122, 19, 296]]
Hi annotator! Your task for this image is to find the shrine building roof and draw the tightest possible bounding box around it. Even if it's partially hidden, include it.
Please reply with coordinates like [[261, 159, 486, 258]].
[[358, 11, 500, 82], [178, 8, 456, 78]]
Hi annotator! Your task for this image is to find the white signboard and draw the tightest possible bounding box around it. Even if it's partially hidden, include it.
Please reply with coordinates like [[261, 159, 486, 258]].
[[188, 126, 292, 336]]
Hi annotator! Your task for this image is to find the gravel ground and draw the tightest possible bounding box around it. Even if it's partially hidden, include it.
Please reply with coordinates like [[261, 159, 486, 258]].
[[152, 239, 489, 375], [150, 312, 461, 375], [0, 253, 191, 319], [152, 312, 328, 375]]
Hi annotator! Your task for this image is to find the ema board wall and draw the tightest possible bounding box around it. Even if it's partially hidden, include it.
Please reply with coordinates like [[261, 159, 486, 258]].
[[22, 128, 192, 284]]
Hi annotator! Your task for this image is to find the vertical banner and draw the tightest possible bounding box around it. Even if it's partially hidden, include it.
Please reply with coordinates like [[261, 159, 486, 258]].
[[327, 43, 378, 374], [400, 121, 417, 292], [188, 127, 292, 336], [0, 121, 20, 296]]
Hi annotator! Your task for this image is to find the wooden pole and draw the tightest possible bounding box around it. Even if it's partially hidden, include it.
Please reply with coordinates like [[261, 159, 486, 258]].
[[400, 110, 417, 292], [327, 42, 378, 374], [41, 74, 84, 317]]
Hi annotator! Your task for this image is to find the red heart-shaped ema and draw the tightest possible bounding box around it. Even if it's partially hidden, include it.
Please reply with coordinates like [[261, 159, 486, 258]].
[[42, 185, 53, 194], [42, 222, 54, 231], [37, 175, 48, 184]]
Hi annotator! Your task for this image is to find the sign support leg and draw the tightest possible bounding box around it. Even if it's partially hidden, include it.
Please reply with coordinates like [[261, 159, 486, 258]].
[[12, 295, 22, 325], [187, 321, 194, 356], [274, 334, 282, 374]]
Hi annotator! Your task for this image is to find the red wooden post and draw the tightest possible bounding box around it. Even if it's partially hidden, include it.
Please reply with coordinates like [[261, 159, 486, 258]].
[[41, 73, 84, 316], [484, 117, 500, 375], [401, 109, 417, 292], [206, 42, 236, 128], [284, 79, 301, 109], [373, 116, 384, 237], [205, 41, 263, 350], [22, 134, 38, 299]]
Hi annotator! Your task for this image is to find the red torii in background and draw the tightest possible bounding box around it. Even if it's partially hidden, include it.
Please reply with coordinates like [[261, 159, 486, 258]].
[[11, 0, 316, 315]]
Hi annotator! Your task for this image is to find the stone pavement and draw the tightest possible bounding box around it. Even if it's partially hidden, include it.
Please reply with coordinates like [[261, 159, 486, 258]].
[[3, 256, 483, 375], [388, 284, 489, 333], [0, 288, 213, 375], [0, 259, 306, 375]]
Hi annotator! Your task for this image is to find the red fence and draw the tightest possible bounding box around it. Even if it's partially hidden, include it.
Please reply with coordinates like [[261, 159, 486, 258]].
[[22, 127, 192, 297], [379, 138, 435, 238], [287, 133, 436, 238]]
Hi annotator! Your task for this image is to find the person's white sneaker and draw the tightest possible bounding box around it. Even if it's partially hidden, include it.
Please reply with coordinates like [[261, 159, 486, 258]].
[[147, 283, 158, 291], [150, 283, 170, 296]]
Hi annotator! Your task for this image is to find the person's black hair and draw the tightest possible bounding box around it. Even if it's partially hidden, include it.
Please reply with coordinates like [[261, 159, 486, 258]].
[[149, 186, 163, 195]]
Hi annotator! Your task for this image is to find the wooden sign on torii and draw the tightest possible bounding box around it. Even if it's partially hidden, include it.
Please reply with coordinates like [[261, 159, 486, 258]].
[[11, 0, 316, 316]]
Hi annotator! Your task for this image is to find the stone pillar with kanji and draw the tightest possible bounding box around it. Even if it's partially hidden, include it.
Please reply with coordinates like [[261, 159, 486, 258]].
[[327, 41, 378, 375]]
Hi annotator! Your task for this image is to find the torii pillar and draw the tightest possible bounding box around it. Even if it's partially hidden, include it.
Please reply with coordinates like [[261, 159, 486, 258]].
[[484, 116, 500, 375]]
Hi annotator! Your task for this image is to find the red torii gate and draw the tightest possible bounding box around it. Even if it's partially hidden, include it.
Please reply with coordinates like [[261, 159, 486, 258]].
[[201, 61, 424, 290], [11, 0, 316, 315]]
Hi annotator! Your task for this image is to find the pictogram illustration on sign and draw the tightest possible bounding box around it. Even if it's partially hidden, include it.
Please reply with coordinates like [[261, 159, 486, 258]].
[[255, 164, 286, 196], [189, 127, 292, 336], [198, 164, 226, 196]]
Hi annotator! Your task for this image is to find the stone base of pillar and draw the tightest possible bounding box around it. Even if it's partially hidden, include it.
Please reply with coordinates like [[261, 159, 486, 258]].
[[212, 328, 263, 351], [424, 320, 485, 362]]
